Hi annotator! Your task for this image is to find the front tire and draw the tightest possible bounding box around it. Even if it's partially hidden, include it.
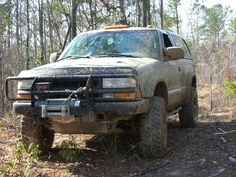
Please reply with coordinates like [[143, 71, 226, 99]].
[[139, 96, 167, 158], [179, 87, 198, 128], [21, 114, 54, 154]]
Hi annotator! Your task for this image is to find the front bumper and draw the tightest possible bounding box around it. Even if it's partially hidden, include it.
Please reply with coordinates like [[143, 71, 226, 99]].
[[13, 98, 149, 116]]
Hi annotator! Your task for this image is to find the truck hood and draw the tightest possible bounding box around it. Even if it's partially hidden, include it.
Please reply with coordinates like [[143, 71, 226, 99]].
[[18, 57, 150, 77]]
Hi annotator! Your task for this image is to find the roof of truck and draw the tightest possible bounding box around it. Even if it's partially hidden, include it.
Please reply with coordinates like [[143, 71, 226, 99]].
[[81, 25, 172, 35]]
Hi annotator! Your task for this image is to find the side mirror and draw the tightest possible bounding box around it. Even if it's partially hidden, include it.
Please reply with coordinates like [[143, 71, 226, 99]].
[[164, 46, 184, 60], [49, 52, 61, 63]]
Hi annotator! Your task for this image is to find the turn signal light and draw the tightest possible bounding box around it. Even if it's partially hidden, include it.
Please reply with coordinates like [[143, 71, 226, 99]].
[[114, 92, 136, 98], [17, 94, 31, 99]]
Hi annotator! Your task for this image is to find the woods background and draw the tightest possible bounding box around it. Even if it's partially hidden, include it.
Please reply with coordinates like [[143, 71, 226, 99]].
[[0, 0, 236, 115]]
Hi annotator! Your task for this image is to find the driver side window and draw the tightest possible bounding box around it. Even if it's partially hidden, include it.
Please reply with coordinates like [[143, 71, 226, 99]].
[[172, 34, 191, 58], [163, 33, 173, 48]]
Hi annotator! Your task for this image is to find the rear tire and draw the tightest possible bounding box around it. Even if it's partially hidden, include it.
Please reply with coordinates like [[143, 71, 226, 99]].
[[179, 87, 198, 128], [139, 96, 167, 158], [21, 115, 54, 154]]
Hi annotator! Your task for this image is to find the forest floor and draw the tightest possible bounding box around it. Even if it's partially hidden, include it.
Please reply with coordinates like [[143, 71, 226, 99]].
[[0, 85, 236, 177]]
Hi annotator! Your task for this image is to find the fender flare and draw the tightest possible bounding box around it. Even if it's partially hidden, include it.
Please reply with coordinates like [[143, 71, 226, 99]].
[[184, 73, 197, 104], [143, 78, 168, 102]]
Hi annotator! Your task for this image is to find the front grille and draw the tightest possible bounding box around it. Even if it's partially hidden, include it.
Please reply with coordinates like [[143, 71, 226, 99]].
[[50, 80, 87, 91], [33, 78, 101, 99]]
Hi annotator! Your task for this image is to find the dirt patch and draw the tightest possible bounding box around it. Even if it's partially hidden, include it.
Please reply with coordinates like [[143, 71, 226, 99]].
[[0, 86, 236, 177]]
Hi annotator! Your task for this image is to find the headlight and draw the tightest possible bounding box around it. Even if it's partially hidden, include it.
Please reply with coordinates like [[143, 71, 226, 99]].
[[103, 78, 136, 88], [17, 80, 33, 99], [17, 80, 33, 90]]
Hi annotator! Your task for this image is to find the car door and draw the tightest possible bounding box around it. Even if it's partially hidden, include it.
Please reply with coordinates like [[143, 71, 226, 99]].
[[171, 33, 193, 102], [159, 31, 182, 109]]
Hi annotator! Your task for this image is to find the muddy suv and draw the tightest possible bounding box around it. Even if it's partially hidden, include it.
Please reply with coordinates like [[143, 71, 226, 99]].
[[6, 26, 198, 157]]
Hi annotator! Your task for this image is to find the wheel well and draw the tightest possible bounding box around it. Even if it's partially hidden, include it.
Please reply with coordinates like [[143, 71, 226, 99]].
[[192, 76, 197, 88], [153, 82, 168, 103]]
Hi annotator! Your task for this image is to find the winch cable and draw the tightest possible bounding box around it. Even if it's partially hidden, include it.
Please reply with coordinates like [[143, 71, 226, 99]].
[[85, 73, 93, 115], [63, 86, 85, 105], [63, 74, 92, 106]]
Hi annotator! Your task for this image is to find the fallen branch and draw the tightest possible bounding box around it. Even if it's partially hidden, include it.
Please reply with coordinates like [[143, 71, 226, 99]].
[[208, 168, 225, 177], [129, 152, 175, 177], [218, 128, 226, 133], [214, 129, 236, 135]]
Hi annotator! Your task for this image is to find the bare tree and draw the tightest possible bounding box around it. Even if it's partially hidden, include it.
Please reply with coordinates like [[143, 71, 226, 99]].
[[26, 0, 30, 69], [38, 0, 45, 64], [118, 0, 127, 24], [143, 0, 151, 26], [160, 0, 164, 29], [71, 0, 80, 39], [168, 0, 181, 34]]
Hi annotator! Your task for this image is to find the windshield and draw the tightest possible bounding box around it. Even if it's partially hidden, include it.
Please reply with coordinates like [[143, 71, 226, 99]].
[[58, 30, 159, 60]]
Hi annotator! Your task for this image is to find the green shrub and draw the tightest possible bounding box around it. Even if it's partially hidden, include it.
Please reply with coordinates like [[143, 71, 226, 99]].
[[59, 136, 81, 162], [224, 78, 236, 97], [127, 144, 141, 161], [2, 141, 40, 177], [101, 135, 119, 158]]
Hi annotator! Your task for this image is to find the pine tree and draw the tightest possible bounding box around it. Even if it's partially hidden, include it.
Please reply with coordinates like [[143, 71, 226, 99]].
[[224, 78, 236, 97]]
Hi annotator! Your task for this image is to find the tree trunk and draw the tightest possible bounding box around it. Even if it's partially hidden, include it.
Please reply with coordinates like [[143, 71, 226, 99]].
[[62, 22, 72, 51], [137, 0, 141, 27], [33, 17, 38, 63], [94, 0, 97, 29], [175, 3, 180, 34], [26, 0, 30, 69], [38, 0, 45, 64], [71, 0, 79, 39], [89, 0, 94, 29], [43, 12, 47, 62], [143, 0, 151, 27], [160, 0, 163, 29], [16, 0, 20, 62], [7, 0, 11, 50], [119, 0, 127, 24], [47, 0, 54, 54]]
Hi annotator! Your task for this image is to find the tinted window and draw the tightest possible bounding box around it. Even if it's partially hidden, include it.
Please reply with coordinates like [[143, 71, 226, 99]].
[[163, 33, 173, 47]]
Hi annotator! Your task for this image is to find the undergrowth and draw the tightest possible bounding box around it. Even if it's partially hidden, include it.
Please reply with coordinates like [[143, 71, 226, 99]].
[[1, 111, 21, 131], [101, 134, 119, 158], [1, 141, 40, 177], [59, 136, 83, 162], [224, 78, 236, 97]]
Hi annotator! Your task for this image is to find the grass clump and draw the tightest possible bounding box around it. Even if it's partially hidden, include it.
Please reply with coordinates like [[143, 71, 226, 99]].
[[2, 141, 40, 177], [59, 136, 82, 162]]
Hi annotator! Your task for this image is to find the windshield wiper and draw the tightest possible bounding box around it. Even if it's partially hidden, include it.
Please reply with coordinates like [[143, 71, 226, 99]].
[[57, 55, 91, 61], [96, 52, 142, 58]]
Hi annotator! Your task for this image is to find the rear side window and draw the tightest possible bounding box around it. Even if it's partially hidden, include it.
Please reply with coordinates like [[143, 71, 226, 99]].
[[172, 34, 191, 58]]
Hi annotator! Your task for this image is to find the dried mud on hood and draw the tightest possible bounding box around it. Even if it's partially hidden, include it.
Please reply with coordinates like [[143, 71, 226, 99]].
[[17, 57, 149, 78]]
